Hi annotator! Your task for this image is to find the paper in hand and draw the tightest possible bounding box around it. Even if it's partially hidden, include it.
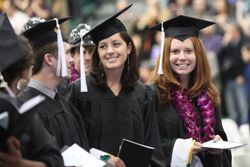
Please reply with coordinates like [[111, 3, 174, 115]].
[[62, 143, 106, 167], [201, 140, 247, 150]]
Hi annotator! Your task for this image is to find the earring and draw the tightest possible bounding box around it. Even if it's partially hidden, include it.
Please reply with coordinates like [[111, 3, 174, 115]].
[[17, 79, 28, 92], [127, 55, 130, 73]]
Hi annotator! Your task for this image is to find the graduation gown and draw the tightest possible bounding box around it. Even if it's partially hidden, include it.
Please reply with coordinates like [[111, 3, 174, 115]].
[[63, 76, 166, 167], [149, 83, 232, 167], [17, 87, 90, 151], [20, 113, 64, 167]]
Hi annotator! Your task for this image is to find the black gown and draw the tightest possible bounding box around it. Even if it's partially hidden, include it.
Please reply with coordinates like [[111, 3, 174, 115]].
[[20, 113, 64, 167], [17, 87, 90, 152], [149, 83, 232, 167], [0, 92, 64, 167], [63, 76, 166, 167]]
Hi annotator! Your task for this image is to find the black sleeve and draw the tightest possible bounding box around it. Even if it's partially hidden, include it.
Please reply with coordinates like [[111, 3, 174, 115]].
[[63, 81, 82, 111], [20, 114, 64, 167], [143, 85, 167, 167], [148, 83, 177, 166], [63, 80, 90, 138]]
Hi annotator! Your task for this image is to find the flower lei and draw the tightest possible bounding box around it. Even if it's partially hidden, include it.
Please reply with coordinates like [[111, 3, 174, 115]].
[[169, 82, 216, 143], [70, 63, 80, 83]]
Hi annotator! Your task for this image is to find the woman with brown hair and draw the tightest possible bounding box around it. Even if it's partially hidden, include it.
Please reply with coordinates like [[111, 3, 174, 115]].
[[63, 4, 166, 167], [148, 15, 231, 167]]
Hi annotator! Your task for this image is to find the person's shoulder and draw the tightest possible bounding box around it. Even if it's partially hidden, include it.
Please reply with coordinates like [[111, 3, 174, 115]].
[[17, 87, 40, 103]]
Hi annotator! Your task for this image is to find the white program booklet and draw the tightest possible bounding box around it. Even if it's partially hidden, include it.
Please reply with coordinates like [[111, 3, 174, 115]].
[[61, 144, 106, 167], [201, 140, 247, 150]]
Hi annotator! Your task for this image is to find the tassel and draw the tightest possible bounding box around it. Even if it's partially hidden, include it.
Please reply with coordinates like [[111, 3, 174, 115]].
[[54, 18, 67, 77], [157, 22, 165, 75], [1, 71, 15, 97], [80, 37, 88, 92]]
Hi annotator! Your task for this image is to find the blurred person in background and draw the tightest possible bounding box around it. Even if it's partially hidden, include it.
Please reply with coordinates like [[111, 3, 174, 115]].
[[135, 0, 172, 65], [139, 60, 155, 84], [213, 0, 235, 35], [25, 0, 50, 19], [218, 20, 248, 125], [200, 17, 223, 56], [190, 0, 215, 18], [236, 0, 250, 38], [168, 0, 193, 16], [150, 31, 161, 63], [240, 41, 250, 124], [1, 0, 29, 34]]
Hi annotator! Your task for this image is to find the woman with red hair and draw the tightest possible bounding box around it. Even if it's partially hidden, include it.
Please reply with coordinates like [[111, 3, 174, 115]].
[[148, 15, 232, 167]]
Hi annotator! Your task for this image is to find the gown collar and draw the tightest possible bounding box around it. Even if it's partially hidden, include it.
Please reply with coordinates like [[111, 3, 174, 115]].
[[28, 78, 56, 99]]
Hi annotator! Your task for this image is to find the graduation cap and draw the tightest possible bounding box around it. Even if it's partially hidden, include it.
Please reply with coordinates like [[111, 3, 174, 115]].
[[69, 23, 95, 48], [72, 4, 132, 45], [0, 92, 45, 152], [149, 15, 215, 74], [71, 4, 132, 92], [0, 13, 26, 96], [21, 16, 71, 77], [69, 23, 95, 92]]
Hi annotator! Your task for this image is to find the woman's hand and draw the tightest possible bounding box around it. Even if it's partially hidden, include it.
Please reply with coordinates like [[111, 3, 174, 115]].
[[192, 141, 206, 157], [107, 157, 126, 167], [207, 135, 223, 155], [0, 136, 46, 167], [0, 136, 24, 167]]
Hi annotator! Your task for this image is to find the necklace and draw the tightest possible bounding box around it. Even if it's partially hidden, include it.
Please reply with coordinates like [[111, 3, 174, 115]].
[[169, 86, 216, 143]]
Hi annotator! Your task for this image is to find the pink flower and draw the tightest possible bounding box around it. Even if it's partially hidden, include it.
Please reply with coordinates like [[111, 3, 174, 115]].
[[170, 86, 216, 146]]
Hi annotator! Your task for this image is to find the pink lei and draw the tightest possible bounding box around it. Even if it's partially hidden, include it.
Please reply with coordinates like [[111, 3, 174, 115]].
[[70, 64, 80, 83], [169, 85, 216, 143]]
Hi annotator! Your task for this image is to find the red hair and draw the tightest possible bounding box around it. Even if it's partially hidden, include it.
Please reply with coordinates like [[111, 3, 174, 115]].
[[148, 37, 220, 108]]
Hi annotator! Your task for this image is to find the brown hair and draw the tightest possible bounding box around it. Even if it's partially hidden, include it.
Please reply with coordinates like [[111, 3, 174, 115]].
[[2, 35, 34, 86], [32, 42, 58, 75], [149, 37, 220, 108], [89, 31, 139, 91]]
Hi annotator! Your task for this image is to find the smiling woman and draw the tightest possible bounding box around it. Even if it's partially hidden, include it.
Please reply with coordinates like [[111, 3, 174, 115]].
[[63, 4, 166, 167], [148, 15, 232, 167]]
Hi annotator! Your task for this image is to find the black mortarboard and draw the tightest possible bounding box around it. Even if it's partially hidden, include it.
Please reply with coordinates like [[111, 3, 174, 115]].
[[0, 13, 26, 72], [69, 23, 95, 48], [149, 15, 215, 75], [72, 4, 132, 45], [21, 16, 71, 53], [149, 15, 215, 41], [21, 17, 71, 77]]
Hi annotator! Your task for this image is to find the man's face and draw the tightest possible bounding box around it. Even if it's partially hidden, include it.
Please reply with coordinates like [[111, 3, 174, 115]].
[[64, 42, 74, 79], [72, 45, 95, 74]]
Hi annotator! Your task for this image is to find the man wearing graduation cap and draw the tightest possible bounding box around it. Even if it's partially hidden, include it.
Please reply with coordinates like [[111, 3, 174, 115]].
[[69, 23, 95, 78], [17, 17, 91, 153], [148, 15, 232, 167], [57, 23, 95, 95], [0, 14, 64, 167]]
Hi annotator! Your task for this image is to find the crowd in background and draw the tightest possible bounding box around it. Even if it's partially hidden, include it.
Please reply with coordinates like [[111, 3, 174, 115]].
[[1, 0, 250, 126]]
